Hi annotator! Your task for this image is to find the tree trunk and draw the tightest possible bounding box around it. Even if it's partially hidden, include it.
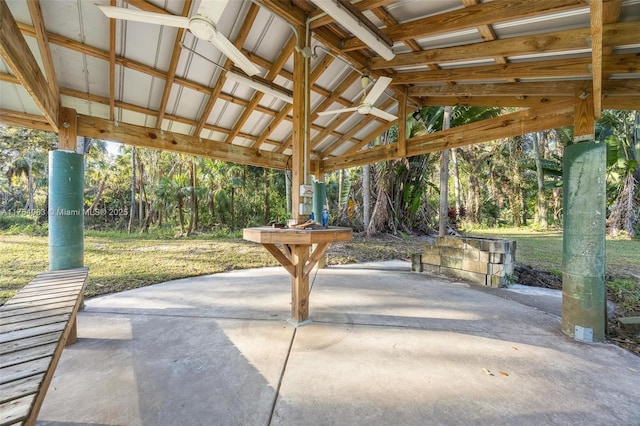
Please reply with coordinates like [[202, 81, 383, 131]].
[[438, 106, 452, 236], [263, 168, 270, 224], [187, 159, 196, 236], [338, 169, 344, 216], [26, 152, 34, 213], [127, 147, 136, 234], [451, 147, 463, 221], [362, 164, 371, 231], [138, 152, 144, 227], [85, 173, 108, 215], [532, 132, 548, 228]]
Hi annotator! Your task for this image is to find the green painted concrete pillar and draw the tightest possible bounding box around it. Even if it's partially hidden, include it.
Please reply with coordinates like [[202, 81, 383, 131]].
[[49, 150, 84, 270], [312, 180, 326, 223], [562, 140, 607, 342]]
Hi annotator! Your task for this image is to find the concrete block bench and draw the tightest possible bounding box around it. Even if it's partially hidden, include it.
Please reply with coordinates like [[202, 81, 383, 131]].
[[0, 267, 89, 426], [412, 236, 515, 287]]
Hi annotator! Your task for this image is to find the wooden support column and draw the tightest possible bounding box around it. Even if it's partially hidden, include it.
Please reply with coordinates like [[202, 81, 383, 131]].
[[50, 107, 84, 271], [291, 23, 310, 224], [590, 0, 603, 119], [291, 244, 310, 323], [561, 90, 606, 342], [58, 107, 78, 150], [397, 86, 407, 157]]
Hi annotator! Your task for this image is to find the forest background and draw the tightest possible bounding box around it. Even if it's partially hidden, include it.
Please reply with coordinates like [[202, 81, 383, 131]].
[[1, 107, 638, 348]]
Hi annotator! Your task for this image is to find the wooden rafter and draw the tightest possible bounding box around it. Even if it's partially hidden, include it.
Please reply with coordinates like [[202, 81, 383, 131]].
[[325, 98, 396, 156], [342, 0, 586, 52], [194, 3, 259, 137], [277, 71, 361, 154], [225, 36, 296, 144], [0, 0, 59, 131], [253, 53, 335, 150], [109, 0, 115, 121], [26, 0, 59, 97], [155, 0, 192, 129], [13, 20, 364, 118]]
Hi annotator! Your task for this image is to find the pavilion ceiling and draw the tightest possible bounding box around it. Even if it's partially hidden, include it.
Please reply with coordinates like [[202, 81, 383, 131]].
[[0, 0, 638, 173]]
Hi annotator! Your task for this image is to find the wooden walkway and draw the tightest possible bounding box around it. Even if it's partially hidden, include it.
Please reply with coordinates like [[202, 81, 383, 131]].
[[0, 268, 89, 426]]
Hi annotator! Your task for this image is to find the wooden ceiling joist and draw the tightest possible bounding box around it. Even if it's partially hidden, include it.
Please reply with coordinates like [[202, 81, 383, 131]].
[[0, 0, 59, 131], [370, 20, 640, 71], [342, 0, 586, 52], [392, 53, 640, 85], [155, 0, 192, 129]]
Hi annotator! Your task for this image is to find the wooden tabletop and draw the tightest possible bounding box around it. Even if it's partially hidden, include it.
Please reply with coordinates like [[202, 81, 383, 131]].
[[243, 226, 352, 245]]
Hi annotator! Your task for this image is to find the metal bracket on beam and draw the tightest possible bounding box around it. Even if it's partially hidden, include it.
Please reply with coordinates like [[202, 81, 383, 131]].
[[574, 133, 596, 142]]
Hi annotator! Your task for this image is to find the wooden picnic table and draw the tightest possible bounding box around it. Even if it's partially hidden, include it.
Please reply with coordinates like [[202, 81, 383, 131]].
[[243, 226, 352, 325]]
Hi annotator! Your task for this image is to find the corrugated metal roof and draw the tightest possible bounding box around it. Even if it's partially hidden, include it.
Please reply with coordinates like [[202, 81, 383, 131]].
[[0, 0, 638, 169]]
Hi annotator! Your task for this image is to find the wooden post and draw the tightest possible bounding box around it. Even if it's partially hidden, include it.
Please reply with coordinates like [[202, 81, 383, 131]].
[[58, 106, 78, 151], [290, 244, 310, 324], [290, 24, 310, 224], [561, 90, 606, 342], [397, 86, 407, 157]]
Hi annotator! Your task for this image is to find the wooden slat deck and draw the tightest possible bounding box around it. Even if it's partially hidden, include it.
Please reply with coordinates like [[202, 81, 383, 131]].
[[0, 268, 88, 426]]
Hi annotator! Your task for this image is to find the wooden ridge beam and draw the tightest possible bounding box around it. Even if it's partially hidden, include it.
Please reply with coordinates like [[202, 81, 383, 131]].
[[77, 115, 289, 170], [0, 0, 59, 131], [371, 20, 640, 71], [321, 101, 575, 172], [342, 0, 586, 52]]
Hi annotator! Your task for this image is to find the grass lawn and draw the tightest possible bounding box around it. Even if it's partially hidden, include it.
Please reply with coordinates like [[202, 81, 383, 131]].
[[0, 231, 425, 304], [0, 233, 278, 303], [1, 228, 638, 316]]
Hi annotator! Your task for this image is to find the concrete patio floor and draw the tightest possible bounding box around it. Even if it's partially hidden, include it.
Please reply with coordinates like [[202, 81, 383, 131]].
[[38, 261, 640, 425]]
